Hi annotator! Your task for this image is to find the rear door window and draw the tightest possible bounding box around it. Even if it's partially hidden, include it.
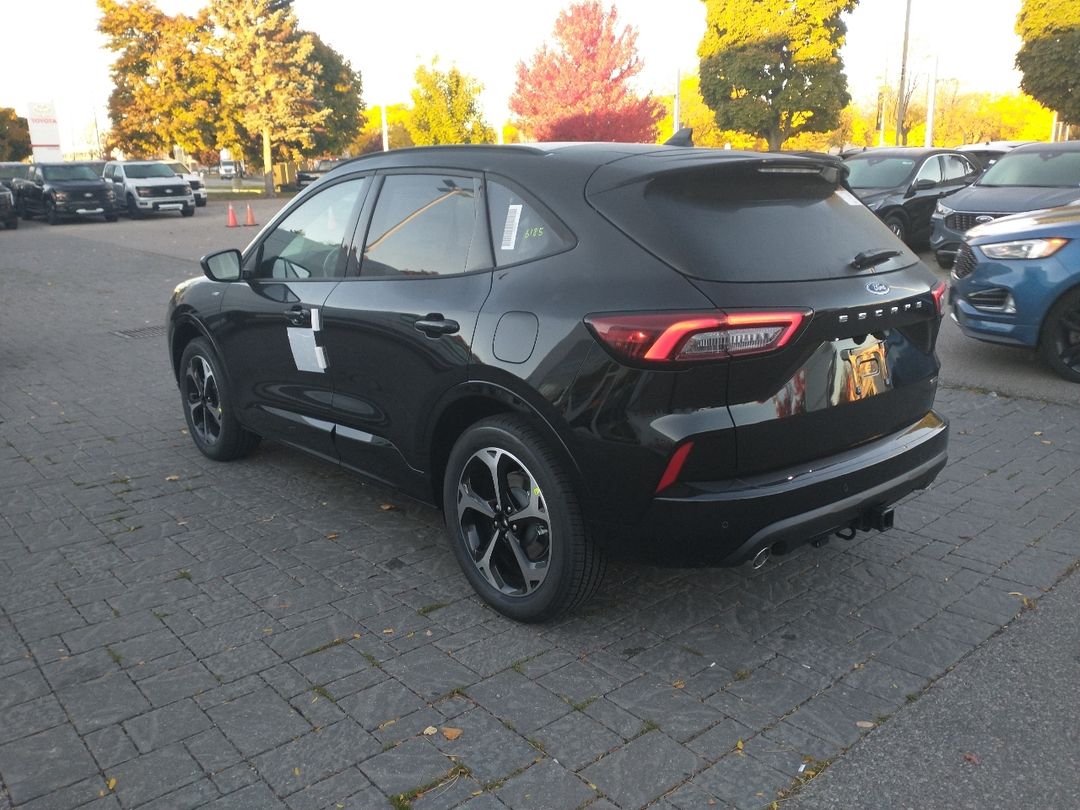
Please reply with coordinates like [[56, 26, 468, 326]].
[[588, 163, 916, 282]]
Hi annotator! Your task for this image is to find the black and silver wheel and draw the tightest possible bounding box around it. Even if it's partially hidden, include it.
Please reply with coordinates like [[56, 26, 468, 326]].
[[1040, 287, 1080, 383], [443, 415, 605, 622], [127, 195, 142, 219], [179, 338, 261, 460], [884, 214, 907, 243]]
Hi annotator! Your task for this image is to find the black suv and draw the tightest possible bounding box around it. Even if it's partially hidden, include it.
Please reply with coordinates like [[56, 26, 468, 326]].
[[844, 147, 981, 245], [168, 144, 949, 621]]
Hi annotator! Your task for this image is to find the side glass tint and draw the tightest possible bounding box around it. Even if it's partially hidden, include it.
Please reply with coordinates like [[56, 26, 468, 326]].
[[914, 157, 943, 184], [362, 174, 479, 277], [487, 180, 573, 267], [254, 177, 368, 280], [942, 155, 973, 181]]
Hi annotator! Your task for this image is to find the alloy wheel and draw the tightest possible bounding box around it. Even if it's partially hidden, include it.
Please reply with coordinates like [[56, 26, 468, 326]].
[[456, 447, 551, 597], [1052, 303, 1080, 374], [184, 355, 223, 446]]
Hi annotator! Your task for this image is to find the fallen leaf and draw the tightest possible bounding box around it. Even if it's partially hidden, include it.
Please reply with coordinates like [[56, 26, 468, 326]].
[[352, 632, 362, 639], [964, 752, 981, 765], [180, 428, 188, 435], [856, 720, 875, 729], [380, 503, 398, 511], [406, 631, 415, 639], [1034, 431, 1043, 436], [1041, 440, 1052, 445], [382, 628, 395, 635], [442, 727, 463, 741], [107, 777, 117, 791], [327, 533, 339, 541], [735, 739, 744, 752], [423, 726, 438, 736], [165, 475, 180, 482], [672, 680, 685, 689]]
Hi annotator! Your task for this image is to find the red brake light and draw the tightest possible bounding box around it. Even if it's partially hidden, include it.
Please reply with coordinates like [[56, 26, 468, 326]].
[[931, 281, 947, 315], [586, 310, 808, 364]]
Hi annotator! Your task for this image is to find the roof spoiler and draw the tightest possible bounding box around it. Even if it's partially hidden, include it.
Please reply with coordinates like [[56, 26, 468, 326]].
[[664, 128, 694, 147]]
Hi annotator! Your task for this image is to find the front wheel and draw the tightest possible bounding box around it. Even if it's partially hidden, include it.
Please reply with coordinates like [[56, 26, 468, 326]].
[[17, 197, 32, 220], [1039, 287, 1080, 383], [178, 337, 261, 460], [3, 217, 16, 230], [105, 214, 118, 223], [181, 205, 194, 217], [883, 214, 907, 244], [442, 415, 605, 622], [45, 199, 59, 225], [127, 195, 142, 219]]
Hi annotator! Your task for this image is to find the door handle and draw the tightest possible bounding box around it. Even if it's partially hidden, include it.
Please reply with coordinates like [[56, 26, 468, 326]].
[[284, 307, 309, 326], [414, 315, 460, 337]]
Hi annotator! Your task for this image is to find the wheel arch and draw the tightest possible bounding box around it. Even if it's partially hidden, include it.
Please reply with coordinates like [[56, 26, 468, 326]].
[[1038, 279, 1080, 343], [425, 382, 589, 510]]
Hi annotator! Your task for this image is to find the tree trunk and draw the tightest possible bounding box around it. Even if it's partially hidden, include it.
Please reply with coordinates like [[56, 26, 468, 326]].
[[262, 127, 275, 198], [767, 128, 784, 151]]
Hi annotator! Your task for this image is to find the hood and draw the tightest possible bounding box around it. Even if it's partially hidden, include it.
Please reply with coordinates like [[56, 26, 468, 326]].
[[946, 184, 1080, 214], [850, 188, 895, 208], [132, 176, 185, 186], [49, 179, 108, 190], [966, 203, 1080, 243]]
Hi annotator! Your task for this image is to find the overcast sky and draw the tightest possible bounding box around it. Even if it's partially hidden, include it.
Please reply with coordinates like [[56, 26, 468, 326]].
[[2, 0, 1024, 153]]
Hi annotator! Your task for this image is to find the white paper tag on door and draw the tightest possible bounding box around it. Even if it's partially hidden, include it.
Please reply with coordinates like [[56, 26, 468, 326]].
[[501, 204, 522, 250], [288, 328, 324, 373]]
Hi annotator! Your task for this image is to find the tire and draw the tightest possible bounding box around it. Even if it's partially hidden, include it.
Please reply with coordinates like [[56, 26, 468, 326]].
[[442, 415, 605, 622], [105, 214, 118, 223], [4, 217, 16, 230], [178, 337, 261, 460], [17, 197, 32, 221], [127, 195, 142, 219], [883, 214, 907, 244], [196, 199, 207, 208], [181, 205, 194, 217], [1039, 287, 1080, 383], [935, 250, 954, 270], [45, 199, 59, 225]]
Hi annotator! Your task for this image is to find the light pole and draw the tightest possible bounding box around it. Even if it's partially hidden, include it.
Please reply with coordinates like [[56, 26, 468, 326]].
[[896, 0, 912, 145]]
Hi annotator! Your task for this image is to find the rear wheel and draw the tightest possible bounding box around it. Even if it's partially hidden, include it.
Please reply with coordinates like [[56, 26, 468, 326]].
[[179, 337, 261, 460], [1039, 287, 1080, 383], [442, 415, 605, 622], [883, 213, 907, 243]]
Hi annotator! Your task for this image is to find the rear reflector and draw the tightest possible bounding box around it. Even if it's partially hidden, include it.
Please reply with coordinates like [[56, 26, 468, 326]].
[[931, 281, 947, 315], [586, 310, 808, 364], [655, 441, 694, 493]]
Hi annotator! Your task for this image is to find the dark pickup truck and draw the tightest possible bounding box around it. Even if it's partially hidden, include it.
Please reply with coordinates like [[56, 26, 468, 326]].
[[12, 162, 118, 225]]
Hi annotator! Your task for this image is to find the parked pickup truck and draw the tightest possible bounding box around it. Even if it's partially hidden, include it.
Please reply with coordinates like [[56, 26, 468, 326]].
[[104, 160, 196, 218], [12, 162, 118, 225]]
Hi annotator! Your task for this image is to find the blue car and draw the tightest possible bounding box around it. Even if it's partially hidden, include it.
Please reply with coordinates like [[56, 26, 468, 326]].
[[950, 205, 1080, 381]]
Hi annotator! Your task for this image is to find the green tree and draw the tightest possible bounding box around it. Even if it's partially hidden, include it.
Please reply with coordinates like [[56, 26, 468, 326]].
[[209, 0, 331, 192], [308, 34, 366, 156], [407, 61, 494, 146], [1016, 0, 1080, 124], [655, 72, 764, 149], [0, 108, 31, 161], [698, 0, 857, 151]]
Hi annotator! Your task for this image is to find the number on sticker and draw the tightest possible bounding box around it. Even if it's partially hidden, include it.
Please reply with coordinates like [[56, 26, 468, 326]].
[[524, 227, 544, 239]]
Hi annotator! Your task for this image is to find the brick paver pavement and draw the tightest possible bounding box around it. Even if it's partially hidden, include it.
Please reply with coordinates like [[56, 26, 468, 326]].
[[1, 211, 1077, 809]]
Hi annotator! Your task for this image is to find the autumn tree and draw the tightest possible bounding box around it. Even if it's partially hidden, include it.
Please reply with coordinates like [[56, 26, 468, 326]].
[[350, 104, 414, 154], [1016, 0, 1080, 124], [308, 34, 366, 157], [407, 61, 494, 146], [208, 0, 331, 192], [654, 73, 764, 149], [510, 1, 662, 142], [0, 108, 31, 161], [698, 0, 857, 151]]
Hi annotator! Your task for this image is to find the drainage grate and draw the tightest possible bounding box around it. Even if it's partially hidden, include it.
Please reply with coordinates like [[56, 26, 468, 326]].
[[112, 324, 168, 340]]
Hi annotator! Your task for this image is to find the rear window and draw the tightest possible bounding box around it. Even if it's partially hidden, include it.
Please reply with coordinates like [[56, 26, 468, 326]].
[[589, 165, 914, 282], [978, 149, 1080, 188], [845, 156, 916, 188]]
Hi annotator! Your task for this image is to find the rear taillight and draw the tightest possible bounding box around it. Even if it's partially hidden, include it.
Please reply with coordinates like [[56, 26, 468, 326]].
[[931, 281, 947, 316], [585, 310, 809, 364]]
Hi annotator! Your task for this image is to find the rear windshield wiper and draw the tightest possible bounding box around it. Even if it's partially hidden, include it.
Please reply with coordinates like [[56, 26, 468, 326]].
[[851, 249, 901, 270]]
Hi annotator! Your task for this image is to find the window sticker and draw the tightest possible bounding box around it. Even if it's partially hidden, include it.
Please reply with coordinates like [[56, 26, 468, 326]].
[[501, 204, 523, 250], [835, 189, 863, 206]]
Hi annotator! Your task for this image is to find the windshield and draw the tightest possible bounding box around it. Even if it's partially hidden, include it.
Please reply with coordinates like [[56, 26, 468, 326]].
[[125, 163, 177, 179], [0, 165, 29, 180], [316, 160, 339, 171], [166, 162, 190, 175], [978, 150, 1080, 188], [844, 156, 916, 189], [42, 165, 101, 182]]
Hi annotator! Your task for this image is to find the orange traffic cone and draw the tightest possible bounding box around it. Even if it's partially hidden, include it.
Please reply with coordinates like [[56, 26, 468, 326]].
[[243, 204, 257, 227], [226, 204, 239, 228]]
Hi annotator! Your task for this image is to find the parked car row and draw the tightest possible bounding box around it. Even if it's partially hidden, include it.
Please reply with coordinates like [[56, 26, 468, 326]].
[[4, 159, 200, 225]]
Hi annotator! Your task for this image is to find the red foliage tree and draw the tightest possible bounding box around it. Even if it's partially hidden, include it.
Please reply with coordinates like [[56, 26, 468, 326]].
[[509, 1, 663, 142]]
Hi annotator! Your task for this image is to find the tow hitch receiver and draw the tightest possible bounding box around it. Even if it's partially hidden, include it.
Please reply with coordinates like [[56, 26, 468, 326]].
[[857, 506, 895, 533]]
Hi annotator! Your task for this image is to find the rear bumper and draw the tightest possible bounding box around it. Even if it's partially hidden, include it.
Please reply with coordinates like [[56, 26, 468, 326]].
[[603, 410, 948, 566]]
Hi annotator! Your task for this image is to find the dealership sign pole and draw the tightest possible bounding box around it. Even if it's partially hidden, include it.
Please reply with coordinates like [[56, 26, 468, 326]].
[[27, 102, 63, 162]]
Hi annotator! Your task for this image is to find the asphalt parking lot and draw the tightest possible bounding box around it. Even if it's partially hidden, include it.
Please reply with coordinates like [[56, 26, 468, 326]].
[[1, 201, 1077, 810]]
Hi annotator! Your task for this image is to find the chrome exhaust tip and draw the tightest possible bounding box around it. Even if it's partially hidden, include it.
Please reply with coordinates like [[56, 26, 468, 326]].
[[751, 546, 771, 570]]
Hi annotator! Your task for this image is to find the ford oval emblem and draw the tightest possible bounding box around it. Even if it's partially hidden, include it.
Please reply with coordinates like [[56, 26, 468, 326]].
[[866, 281, 890, 296], [975, 215, 994, 224]]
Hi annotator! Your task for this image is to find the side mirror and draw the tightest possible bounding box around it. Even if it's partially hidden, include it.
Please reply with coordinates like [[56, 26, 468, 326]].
[[201, 249, 242, 282], [912, 178, 937, 191]]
